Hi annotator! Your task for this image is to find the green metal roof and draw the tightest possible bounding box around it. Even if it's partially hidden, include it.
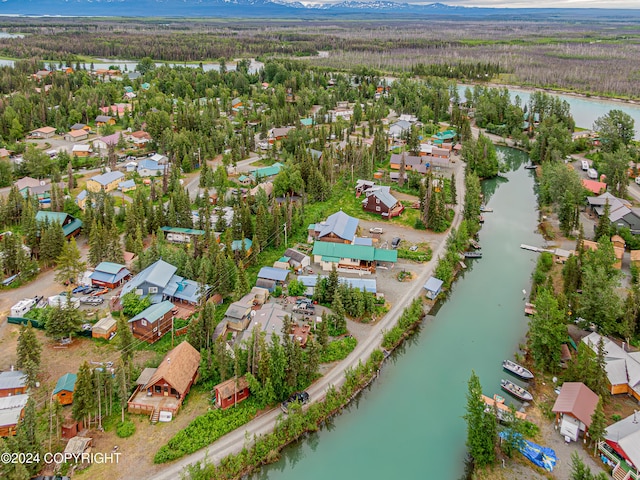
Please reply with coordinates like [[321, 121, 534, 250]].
[[95, 262, 126, 275], [300, 118, 313, 126], [35, 211, 83, 237], [251, 162, 283, 179], [128, 300, 174, 324], [312, 241, 397, 263], [161, 226, 205, 236], [53, 373, 77, 395]]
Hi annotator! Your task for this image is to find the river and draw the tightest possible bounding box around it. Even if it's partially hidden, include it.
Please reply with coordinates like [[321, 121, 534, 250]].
[[458, 84, 640, 140], [250, 148, 543, 480]]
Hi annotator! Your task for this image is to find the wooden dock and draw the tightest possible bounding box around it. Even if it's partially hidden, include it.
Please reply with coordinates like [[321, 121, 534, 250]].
[[520, 244, 554, 254], [459, 261, 467, 269], [469, 239, 481, 249], [482, 394, 527, 420]]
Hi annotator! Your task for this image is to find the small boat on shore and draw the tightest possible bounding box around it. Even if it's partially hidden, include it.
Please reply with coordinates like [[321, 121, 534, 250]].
[[502, 359, 534, 380], [524, 163, 537, 170], [480, 205, 493, 213], [463, 252, 483, 258], [501, 379, 533, 402], [469, 239, 481, 249]]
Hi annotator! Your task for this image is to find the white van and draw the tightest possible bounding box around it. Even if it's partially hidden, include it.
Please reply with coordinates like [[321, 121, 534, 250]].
[[587, 168, 598, 180], [581, 160, 589, 171]]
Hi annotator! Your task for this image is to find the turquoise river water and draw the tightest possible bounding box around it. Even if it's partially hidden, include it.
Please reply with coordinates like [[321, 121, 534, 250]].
[[251, 148, 543, 480]]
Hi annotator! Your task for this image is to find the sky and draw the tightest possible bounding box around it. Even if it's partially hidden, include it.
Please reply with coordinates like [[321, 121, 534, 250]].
[[419, 0, 639, 7]]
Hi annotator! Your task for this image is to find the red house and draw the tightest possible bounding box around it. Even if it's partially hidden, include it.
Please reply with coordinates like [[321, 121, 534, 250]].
[[214, 376, 250, 410], [362, 186, 404, 219]]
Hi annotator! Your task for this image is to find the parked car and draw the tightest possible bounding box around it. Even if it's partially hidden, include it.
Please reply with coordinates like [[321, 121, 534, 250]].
[[391, 237, 401, 249], [281, 391, 310, 413], [369, 227, 384, 234], [296, 298, 312, 305], [72, 285, 88, 294], [91, 287, 109, 296]]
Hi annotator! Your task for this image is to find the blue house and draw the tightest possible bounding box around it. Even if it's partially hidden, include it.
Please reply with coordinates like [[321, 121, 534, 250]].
[[423, 276, 444, 300], [120, 259, 207, 305], [309, 210, 359, 244], [137, 159, 167, 177]]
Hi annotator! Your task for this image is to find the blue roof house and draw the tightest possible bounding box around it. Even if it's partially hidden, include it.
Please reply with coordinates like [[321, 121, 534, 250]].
[[137, 159, 167, 177], [309, 211, 359, 244], [423, 276, 444, 300], [257, 267, 289, 284], [90, 262, 130, 288]]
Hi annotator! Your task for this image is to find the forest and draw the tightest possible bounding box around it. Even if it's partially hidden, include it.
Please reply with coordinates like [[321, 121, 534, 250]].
[[0, 18, 640, 98]]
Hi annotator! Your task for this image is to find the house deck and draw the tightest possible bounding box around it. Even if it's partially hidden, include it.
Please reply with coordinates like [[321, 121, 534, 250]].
[[128, 388, 181, 415]]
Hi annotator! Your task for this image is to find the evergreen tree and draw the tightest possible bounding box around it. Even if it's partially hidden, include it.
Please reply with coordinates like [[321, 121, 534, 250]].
[[16, 322, 41, 388], [234, 260, 250, 300], [464, 371, 496, 467], [14, 398, 42, 475], [116, 315, 135, 368], [449, 173, 457, 205], [54, 237, 86, 286], [588, 397, 606, 451], [39, 221, 65, 267], [45, 301, 83, 340], [72, 362, 95, 428], [528, 288, 567, 373], [594, 200, 612, 242]]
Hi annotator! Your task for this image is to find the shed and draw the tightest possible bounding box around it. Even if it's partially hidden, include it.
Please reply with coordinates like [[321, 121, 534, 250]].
[[552, 382, 599, 442], [92, 316, 117, 340], [63, 436, 92, 458], [0, 394, 28, 437], [53, 373, 77, 406], [214, 376, 250, 410], [423, 276, 444, 300]]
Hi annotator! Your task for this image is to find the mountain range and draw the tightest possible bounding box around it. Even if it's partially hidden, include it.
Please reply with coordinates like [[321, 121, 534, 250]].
[[0, 0, 638, 19]]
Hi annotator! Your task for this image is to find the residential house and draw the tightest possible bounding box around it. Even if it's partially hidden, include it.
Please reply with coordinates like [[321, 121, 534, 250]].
[[149, 153, 169, 165], [120, 259, 206, 305], [249, 181, 274, 198], [0, 148, 12, 160], [582, 332, 640, 401], [603, 412, 640, 478], [238, 175, 252, 186], [0, 371, 27, 398], [389, 153, 428, 174], [53, 373, 77, 406], [355, 179, 375, 197], [92, 316, 117, 340], [137, 159, 166, 177], [214, 376, 250, 410], [30, 126, 56, 139], [70, 123, 90, 132], [86, 171, 125, 193], [300, 118, 314, 128], [15, 176, 43, 194], [0, 394, 28, 437], [35, 211, 82, 238], [237, 302, 288, 344], [223, 297, 255, 331], [72, 144, 92, 157], [388, 120, 411, 139], [127, 130, 151, 147], [257, 267, 289, 291], [32, 69, 51, 80], [90, 262, 130, 288], [118, 179, 136, 193], [308, 211, 359, 244], [269, 127, 293, 143], [230, 238, 253, 256], [552, 382, 599, 442], [582, 179, 607, 195], [93, 132, 122, 152], [64, 129, 89, 142], [94, 115, 115, 127], [128, 300, 176, 344], [432, 130, 457, 143], [128, 341, 200, 417], [100, 104, 131, 116], [76, 190, 88, 210], [312, 241, 397, 273], [423, 277, 444, 300], [249, 162, 284, 180], [362, 186, 404, 219], [283, 248, 310, 271], [161, 226, 205, 244]]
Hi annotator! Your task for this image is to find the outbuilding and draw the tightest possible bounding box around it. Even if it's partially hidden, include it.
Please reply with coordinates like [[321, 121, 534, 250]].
[[213, 376, 250, 410], [53, 373, 77, 406], [423, 277, 444, 300], [92, 316, 117, 340], [552, 382, 599, 442]]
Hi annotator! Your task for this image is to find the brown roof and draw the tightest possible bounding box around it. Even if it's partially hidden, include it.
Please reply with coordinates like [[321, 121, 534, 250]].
[[631, 250, 640, 262], [33, 126, 56, 134], [15, 176, 43, 191], [66, 129, 89, 138], [143, 341, 201, 396], [0, 148, 11, 157], [215, 376, 249, 398], [130, 130, 151, 139], [552, 382, 599, 427]]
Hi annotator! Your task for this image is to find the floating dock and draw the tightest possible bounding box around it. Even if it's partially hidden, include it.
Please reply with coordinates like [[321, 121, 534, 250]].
[[520, 244, 554, 253], [482, 394, 527, 420]]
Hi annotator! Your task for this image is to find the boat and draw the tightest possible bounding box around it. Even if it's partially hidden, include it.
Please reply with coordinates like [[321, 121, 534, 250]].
[[524, 163, 538, 170], [501, 379, 533, 402], [480, 205, 493, 213], [479, 215, 485, 223], [463, 252, 482, 258], [469, 239, 481, 249], [502, 359, 534, 380]]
